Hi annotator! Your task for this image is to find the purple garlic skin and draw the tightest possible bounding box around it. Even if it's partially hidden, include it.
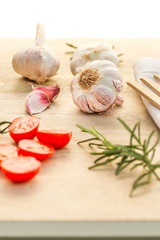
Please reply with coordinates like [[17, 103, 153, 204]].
[[31, 85, 60, 101], [71, 60, 123, 113], [26, 85, 60, 115], [25, 90, 50, 115]]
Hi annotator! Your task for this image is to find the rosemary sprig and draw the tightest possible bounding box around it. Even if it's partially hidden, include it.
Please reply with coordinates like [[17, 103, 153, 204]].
[[76, 118, 160, 197], [0, 121, 12, 134]]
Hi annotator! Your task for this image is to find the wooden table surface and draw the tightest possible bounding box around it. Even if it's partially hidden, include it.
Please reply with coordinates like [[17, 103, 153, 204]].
[[0, 38, 160, 238]]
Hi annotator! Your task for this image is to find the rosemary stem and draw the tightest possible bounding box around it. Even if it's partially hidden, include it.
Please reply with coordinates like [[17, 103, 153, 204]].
[[77, 118, 160, 197]]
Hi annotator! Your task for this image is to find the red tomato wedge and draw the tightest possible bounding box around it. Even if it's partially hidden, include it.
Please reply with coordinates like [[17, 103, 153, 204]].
[[9, 116, 40, 142], [36, 130, 72, 148], [18, 139, 55, 161], [1, 156, 41, 182], [0, 144, 18, 168]]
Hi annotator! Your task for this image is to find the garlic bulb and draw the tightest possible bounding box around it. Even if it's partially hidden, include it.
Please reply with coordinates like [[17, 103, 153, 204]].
[[12, 24, 60, 83], [71, 60, 123, 113], [70, 42, 119, 75]]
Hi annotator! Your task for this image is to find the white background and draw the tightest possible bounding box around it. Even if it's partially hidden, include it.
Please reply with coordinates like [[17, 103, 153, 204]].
[[0, 0, 160, 38]]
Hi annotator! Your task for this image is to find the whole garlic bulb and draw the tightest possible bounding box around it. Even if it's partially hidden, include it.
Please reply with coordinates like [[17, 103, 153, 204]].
[[70, 42, 119, 75], [12, 24, 60, 83], [71, 60, 123, 113]]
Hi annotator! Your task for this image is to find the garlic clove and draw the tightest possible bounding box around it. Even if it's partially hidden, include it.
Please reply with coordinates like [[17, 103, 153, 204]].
[[31, 84, 60, 101], [93, 84, 117, 107], [113, 80, 123, 93], [115, 95, 124, 106], [70, 58, 84, 76], [70, 78, 85, 107], [77, 95, 93, 113], [25, 90, 50, 115], [86, 93, 108, 113], [12, 24, 60, 83]]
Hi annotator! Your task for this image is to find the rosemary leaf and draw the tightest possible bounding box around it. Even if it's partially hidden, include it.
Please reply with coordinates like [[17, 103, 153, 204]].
[[116, 159, 135, 175], [130, 172, 151, 197], [65, 51, 74, 54], [89, 143, 105, 148], [77, 118, 160, 197], [153, 170, 160, 180], [138, 121, 141, 144], [117, 53, 124, 57], [130, 123, 138, 146], [117, 118, 140, 144], [147, 132, 160, 154], [146, 131, 155, 151], [0, 121, 12, 134], [66, 43, 77, 49], [89, 157, 117, 170], [77, 137, 98, 144], [0, 121, 11, 126], [130, 163, 144, 171]]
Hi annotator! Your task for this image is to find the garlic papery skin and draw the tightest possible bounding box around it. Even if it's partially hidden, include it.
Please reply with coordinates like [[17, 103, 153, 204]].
[[71, 60, 123, 113], [31, 84, 60, 101], [70, 42, 119, 75], [12, 24, 60, 83], [25, 90, 51, 115], [115, 95, 124, 106]]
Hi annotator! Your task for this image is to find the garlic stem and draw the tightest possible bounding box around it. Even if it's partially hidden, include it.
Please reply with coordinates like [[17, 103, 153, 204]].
[[35, 23, 45, 47]]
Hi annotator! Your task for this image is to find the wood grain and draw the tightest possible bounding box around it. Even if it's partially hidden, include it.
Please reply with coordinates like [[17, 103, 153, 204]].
[[0, 39, 160, 221], [127, 81, 160, 109], [140, 77, 160, 96]]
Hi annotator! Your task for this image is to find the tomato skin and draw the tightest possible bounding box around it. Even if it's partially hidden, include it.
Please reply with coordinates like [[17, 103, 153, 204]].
[[2, 166, 40, 182], [18, 139, 55, 161], [9, 117, 40, 142], [36, 130, 72, 148], [1, 156, 41, 182], [0, 144, 18, 168]]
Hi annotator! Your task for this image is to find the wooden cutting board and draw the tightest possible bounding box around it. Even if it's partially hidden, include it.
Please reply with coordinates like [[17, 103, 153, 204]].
[[0, 38, 160, 222]]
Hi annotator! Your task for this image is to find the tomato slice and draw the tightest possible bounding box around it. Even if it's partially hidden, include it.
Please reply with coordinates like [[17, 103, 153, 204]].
[[18, 139, 55, 161], [9, 116, 40, 142], [36, 130, 72, 148], [1, 156, 41, 182], [0, 144, 18, 168]]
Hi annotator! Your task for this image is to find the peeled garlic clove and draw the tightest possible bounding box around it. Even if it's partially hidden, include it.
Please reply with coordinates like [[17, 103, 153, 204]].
[[31, 84, 60, 101], [25, 90, 50, 115], [12, 24, 60, 83], [70, 42, 119, 75]]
